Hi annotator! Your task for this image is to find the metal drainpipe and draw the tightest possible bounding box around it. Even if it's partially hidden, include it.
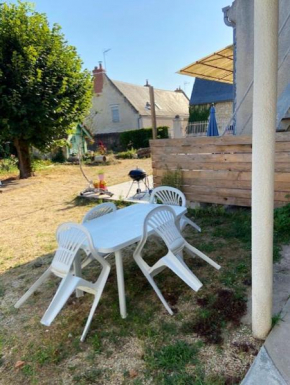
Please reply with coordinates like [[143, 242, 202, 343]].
[[222, 6, 237, 134], [137, 115, 142, 129]]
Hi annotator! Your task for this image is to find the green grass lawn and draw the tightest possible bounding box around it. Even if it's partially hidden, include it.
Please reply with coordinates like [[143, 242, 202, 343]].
[[1, 197, 290, 384]]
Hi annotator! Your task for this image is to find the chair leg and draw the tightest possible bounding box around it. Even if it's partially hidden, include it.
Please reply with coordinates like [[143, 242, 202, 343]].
[[73, 253, 84, 298], [80, 266, 111, 342], [15, 267, 52, 308], [80, 291, 103, 342], [185, 242, 221, 270], [41, 274, 82, 326], [134, 257, 173, 315], [181, 216, 201, 232], [153, 253, 203, 292]]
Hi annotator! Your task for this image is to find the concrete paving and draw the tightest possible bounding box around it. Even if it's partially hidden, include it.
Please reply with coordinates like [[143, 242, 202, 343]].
[[87, 175, 153, 203], [242, 245, 290, 385]]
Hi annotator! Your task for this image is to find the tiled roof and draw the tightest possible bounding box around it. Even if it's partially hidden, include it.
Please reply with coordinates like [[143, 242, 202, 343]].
[[110, 79, 189, 117], [190, 78, 234, 105]]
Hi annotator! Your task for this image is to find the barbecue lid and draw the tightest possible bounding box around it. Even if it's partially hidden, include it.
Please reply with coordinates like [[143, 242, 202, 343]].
[[128, 168, 147, 180]]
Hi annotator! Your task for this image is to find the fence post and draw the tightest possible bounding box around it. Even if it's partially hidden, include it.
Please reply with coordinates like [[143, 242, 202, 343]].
[[172, 115, 184, 138]]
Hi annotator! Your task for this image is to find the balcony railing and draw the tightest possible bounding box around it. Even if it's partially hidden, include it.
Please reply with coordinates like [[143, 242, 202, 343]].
[[186, 121, 208, 136]]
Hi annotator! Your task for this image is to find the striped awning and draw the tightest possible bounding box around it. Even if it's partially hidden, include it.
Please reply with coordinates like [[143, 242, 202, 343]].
[[178, 45, 234, 84]]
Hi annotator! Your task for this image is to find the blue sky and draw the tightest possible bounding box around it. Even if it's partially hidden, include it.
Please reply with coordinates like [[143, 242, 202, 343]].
[[9, 0, 233, 96]]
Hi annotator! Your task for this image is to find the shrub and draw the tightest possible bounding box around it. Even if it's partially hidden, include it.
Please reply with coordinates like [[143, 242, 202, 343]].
[[161, 167, 183, 190], [115, 149, 137, 159], [120, 127, 169, 149], [0, 155, 18, 173], [51, 148, 66, 163], [189, 105, 210, 122]]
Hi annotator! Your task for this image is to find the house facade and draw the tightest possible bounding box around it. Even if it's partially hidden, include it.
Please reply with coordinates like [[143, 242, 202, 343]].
[[85, 64, 189, 147], [190, 78, 233, 133], [224, 0, 290, 134]]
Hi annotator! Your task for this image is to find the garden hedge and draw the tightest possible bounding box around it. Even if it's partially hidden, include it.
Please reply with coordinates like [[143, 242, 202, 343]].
[[120, 126, 169, 149]]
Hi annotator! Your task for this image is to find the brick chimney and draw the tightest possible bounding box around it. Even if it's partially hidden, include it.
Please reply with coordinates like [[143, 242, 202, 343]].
[[93, 62, 106, 94]]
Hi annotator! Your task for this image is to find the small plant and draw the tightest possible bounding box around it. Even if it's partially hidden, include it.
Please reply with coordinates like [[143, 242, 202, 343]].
[[272, 312, 284, 327], [161, 166, 183, 190]]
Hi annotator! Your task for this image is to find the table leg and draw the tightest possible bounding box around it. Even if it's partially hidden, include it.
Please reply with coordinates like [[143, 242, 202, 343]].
[[115, 250, 127, 318]]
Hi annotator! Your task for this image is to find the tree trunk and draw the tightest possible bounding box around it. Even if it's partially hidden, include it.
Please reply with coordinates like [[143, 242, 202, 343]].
[[14, 139, 33, 179]]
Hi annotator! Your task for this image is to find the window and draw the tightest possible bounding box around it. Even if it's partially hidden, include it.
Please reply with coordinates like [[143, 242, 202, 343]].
[[111, 105, 120, 122]]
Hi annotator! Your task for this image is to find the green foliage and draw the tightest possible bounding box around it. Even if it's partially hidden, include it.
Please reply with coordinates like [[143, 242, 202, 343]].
[[189, 104, 210, 122], [274, 204, 290, 244], [161, 167, 183, 190], [32, 159, 53, 171], [0, 2, 92, 172], [120, 126, 168, 149], [0, 155, 18, 173], [189, 203, 290, 263], [115, 148, 137, 159], [145, 341, 201, 371], [51, 147, 66, 163], [272, 312, 283, 328]]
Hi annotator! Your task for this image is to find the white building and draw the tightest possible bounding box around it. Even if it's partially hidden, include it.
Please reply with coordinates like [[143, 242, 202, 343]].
[[85, 64, 189, 148]]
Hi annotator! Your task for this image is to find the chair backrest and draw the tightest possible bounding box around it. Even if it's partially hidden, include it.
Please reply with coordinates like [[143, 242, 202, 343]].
[[82, 202, 116, 223], [52, 222, 108, 276], [149, 186, 186, 207], [143, 206, 184, 254]]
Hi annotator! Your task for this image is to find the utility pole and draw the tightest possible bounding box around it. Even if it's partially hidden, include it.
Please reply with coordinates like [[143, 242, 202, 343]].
[[149, 85, 157, 140]]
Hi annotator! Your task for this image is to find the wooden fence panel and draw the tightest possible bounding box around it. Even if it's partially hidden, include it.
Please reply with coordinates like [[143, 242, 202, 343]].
[[150, 133, 290, 207]]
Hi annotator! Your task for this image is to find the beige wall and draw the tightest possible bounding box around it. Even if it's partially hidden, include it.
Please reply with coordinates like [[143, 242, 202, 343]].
[[141, 116, 178, 130], [86, 75, 189, 135], [85, 76, 140, 134]]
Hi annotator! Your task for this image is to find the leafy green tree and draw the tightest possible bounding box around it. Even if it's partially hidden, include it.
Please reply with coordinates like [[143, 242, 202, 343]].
[[0, 1, 92, 178]]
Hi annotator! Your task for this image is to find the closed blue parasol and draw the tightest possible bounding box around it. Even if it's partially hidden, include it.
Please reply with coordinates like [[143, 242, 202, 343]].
[[207, 106, 219, 136]]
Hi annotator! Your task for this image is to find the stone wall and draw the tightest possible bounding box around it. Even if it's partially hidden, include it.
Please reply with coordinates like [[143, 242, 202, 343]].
[[215, 101, 233, 132]]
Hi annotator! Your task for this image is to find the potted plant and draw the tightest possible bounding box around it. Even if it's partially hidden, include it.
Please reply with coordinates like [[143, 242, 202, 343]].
[[97, 169, 105, 181]]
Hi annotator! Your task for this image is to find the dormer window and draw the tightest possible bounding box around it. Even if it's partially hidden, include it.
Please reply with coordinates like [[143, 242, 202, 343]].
[[145, 102, 161, 110]]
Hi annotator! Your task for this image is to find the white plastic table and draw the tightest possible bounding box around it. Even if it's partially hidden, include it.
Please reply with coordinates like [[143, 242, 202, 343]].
[[83, 203, 186, 318]]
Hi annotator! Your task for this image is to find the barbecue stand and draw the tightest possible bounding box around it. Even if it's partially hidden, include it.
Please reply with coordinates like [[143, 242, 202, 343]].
[[126, 168, 151, 199]]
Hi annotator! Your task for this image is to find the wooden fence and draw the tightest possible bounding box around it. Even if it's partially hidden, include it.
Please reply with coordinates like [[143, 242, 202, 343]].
[[150, 133, 290, 207]]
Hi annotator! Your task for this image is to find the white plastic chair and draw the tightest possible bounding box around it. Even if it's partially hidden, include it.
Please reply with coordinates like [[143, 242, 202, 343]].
[[149, 186, 201, 232], [133, 206, 220, 314], [15, 222, 111, 342], [81, 202, 116, 268], [82, 202, 116, 224]]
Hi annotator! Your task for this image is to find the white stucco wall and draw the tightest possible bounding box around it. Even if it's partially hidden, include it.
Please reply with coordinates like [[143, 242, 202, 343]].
[[85, 76, 140, 134], [227, 0, 290, 135], [140, 116, 178, 130]]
